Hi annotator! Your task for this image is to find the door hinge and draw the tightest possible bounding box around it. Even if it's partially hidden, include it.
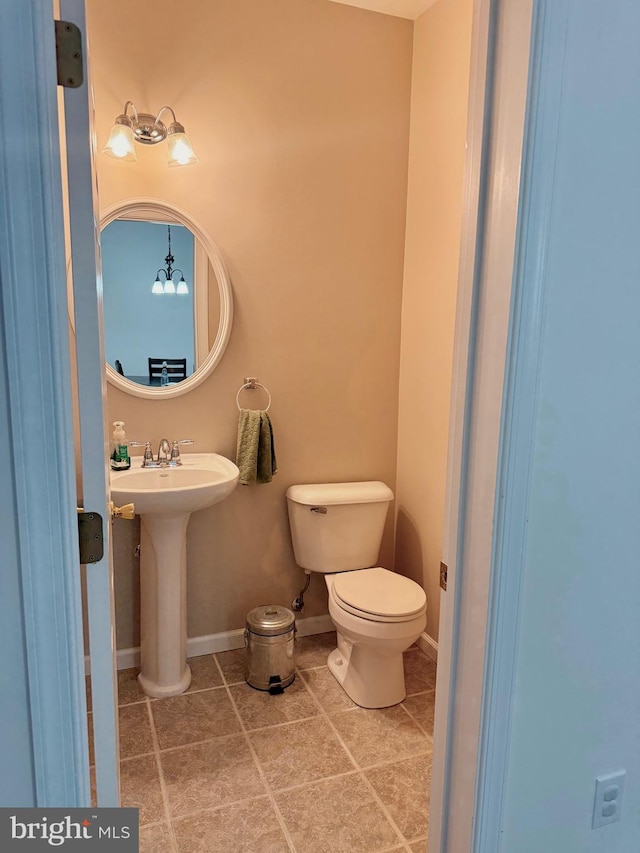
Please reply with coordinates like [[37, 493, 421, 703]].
[[54, 20, 83, 88], [77, 510, 104, 564], [440, 561, 448, 591]]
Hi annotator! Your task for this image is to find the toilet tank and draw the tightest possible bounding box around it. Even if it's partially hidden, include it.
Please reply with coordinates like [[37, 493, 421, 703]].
[[286, 481, 394, 573]]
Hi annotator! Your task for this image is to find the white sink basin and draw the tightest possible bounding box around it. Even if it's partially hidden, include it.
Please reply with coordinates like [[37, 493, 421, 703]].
[[109, 452, 239, 699], [110, 452, 239, 516]]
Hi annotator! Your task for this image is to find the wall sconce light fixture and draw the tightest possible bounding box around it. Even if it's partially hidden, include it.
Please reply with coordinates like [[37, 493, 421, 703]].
[[103, 101, 199, 167], [152, 225, 189, 294]]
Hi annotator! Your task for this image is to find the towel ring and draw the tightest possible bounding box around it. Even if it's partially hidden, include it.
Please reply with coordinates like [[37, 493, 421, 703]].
[[236, 378, 271, 412]]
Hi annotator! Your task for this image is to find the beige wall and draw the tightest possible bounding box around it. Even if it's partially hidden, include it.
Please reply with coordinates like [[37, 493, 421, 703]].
[[394, 0, 473, 643], [86, 0, 413, 648]]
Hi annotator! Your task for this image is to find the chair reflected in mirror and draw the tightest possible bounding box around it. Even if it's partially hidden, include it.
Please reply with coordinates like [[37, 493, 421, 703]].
[[148, 357, 187, 386]]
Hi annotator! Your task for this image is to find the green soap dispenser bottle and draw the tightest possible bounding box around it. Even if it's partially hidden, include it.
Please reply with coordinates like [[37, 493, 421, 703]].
[[110, 421, 130, 470]]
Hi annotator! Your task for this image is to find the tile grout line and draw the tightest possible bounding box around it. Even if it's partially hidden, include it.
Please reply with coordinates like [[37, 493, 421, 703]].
[[354, 683, 433, 849], [212, 653, 298, 853], [401, 690, 435, 751], [148, 792, 281, 825], [398, 700, 435, 744], [296, 668, 409, 850], [120, 749, 156, 762], [298, 656, 436, 846], [265, 748, 432, 793], [260, 767, 374, 797], [149, 729, 247, 756], [295, 670, 359, 772], [144, 696, 180, 853]]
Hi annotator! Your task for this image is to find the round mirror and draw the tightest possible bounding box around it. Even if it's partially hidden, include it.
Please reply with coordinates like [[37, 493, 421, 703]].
[[99, 199, 233, 398]]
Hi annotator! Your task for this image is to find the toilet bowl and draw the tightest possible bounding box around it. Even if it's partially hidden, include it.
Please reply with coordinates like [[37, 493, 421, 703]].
[[286, 482, 428, 708], [326, 568, 426, 708]]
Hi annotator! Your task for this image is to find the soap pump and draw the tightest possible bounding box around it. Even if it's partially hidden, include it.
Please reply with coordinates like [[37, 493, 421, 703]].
[[110, 421, 130, 470]]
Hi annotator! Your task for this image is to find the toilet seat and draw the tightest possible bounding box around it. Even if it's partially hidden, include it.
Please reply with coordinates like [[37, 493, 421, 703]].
[[331, 567, 426, 624]]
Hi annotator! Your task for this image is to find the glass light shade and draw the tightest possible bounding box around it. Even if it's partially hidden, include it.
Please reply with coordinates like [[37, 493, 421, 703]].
[[176, 279, 189, 294], [103, 123, 137, 162], [151, 279, 164, 294], [163, 278, 176, 294], [166, 132, 199, 167]]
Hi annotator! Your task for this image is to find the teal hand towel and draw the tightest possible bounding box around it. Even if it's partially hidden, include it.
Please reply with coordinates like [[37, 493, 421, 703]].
[[236, 409, 278, 485]]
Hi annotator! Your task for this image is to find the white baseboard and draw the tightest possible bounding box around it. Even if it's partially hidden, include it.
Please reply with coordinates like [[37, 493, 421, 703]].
[[186, 629, 245, 660], [291, 614, 335, 637], [416, 631, 438, 663], [85, 613, 335, 674], [84, 617, 436, 674]]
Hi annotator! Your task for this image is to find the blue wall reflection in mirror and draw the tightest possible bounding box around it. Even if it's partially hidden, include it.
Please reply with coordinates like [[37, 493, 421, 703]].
[[102, 219, 195, 385]]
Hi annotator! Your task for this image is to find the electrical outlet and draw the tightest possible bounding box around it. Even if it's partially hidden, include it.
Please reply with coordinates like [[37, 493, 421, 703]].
[[592, 770, 625, 829]]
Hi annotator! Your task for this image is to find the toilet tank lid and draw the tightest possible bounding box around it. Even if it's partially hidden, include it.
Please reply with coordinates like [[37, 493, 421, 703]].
[[286, 481, 393, 506]]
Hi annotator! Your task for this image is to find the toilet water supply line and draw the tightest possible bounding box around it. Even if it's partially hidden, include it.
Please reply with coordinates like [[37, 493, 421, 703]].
[[291, 571, 311, 613]]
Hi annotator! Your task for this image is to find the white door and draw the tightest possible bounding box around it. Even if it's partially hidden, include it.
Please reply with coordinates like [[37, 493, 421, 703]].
[[58, 0, 120, 805]]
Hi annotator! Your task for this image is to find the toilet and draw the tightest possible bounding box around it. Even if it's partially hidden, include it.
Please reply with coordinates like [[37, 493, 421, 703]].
[[286, 481, 427, 708]]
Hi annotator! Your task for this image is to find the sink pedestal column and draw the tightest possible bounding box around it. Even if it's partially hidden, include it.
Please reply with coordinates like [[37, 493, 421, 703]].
[[138, 512, 192, 698]]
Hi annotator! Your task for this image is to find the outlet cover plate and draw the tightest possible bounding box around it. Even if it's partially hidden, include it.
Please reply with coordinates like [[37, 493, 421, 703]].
[[592, 770, 625, 829]]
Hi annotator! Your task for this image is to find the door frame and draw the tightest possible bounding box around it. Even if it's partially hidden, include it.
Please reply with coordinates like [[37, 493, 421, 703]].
[[59, 0, 121, 805], [429, 0, 535, 850]]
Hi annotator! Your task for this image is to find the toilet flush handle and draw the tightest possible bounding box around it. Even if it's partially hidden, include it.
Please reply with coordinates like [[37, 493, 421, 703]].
[[310, 506, 327, 514]]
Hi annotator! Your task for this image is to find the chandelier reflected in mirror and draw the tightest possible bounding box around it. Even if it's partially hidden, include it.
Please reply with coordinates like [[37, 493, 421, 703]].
[[152, 225, 189, 295]]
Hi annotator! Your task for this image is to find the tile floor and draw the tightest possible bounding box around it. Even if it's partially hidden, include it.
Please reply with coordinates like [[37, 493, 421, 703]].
[[88, 632, 436, 853]]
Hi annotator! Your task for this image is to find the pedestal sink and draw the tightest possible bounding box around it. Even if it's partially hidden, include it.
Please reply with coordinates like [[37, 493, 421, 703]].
[[110, 453, 239, 698]]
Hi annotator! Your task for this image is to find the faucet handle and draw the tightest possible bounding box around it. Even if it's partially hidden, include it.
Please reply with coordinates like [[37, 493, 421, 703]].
[[130, 441, 153, 466], [170, 439, 194, 463]]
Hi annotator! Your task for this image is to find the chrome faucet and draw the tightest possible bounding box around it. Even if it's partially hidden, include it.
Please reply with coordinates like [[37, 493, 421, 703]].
[[130, 439, 194, 467], [157, 438, 172, 465]]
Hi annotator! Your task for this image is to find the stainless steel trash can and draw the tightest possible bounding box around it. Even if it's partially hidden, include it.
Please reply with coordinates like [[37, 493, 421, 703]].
[[245, 605, 295, 693]]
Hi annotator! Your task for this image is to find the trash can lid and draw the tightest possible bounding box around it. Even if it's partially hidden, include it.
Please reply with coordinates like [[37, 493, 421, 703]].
[[246, 605, 295, 636]]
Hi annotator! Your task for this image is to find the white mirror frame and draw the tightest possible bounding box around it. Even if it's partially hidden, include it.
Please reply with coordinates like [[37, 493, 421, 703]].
[[100, 198, 233, 399]]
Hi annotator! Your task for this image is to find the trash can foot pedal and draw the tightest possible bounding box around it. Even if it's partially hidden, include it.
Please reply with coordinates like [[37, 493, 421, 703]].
[[268, 675, 285, 695]]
